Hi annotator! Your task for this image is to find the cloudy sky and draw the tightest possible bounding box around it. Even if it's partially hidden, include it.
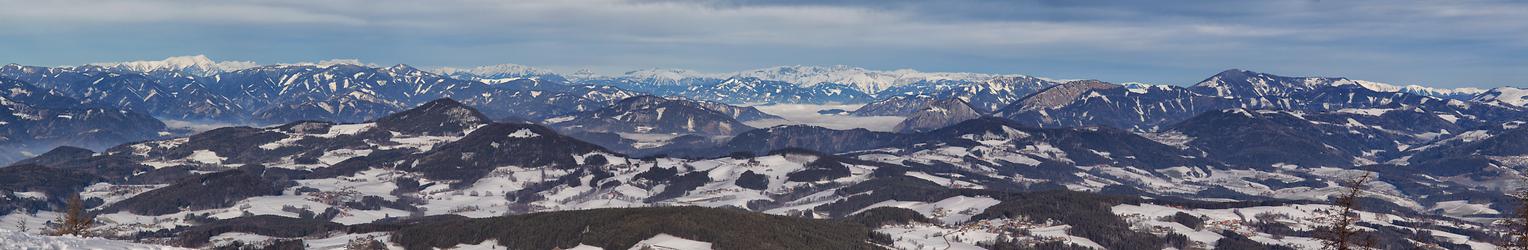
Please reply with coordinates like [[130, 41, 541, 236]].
[[1, 0, 1525, 87]]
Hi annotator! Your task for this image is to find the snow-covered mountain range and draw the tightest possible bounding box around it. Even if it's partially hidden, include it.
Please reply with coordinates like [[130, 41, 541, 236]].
[[2, 55, 1527, 249], [89, 55, 259, 76], [3, 99, 1523, 249]]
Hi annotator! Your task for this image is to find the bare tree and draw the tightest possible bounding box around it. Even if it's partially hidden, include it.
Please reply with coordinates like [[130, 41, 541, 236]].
[[1317, 171, 1376, 250], [1506, 189, 1528, 250], [14, 217, 28, 233], [48, 193, 94, 237]]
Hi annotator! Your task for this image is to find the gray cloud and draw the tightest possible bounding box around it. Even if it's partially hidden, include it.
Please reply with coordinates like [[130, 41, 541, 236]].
[[0, 0, 1523, 87]]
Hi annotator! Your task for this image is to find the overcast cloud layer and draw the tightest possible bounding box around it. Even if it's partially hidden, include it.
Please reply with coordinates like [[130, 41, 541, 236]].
[[1, 0, 1524, 87]]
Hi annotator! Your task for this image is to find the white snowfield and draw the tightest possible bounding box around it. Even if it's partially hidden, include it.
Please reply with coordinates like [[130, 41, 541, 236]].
[[0, 229, 190, 250], [628, 234, 714, 250], [1112, 203, 1500, 250], [876, 219, 1104, 250], [432, 234, 713, 250], [854, 196, 1002, 224], [90, 55, 257, 75]]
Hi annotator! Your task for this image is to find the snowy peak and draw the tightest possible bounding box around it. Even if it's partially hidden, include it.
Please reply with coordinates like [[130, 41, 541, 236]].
[[1191, 69, 1352, 97], [735, 65, 890, 90], [89, 55, 257, 75], [1394, 84, 1485, 100], [433, 63, 559, 79], [1186, 68, 1487, 101], [1338, 79, 1485, 100], [614, 68, 721, 84], [1472, 87, 1528, 107], [385, 63, 417, 72]]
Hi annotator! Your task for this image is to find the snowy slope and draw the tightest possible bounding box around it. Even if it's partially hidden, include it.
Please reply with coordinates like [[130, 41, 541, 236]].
[[1473, 87, 1528, 107], [0, 230, 189, 250], [89, 55, 258, 75]]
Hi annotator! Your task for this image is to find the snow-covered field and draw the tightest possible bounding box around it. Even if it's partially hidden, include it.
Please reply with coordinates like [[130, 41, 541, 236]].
[[628, 234, 713, 250], [0, 230, 189, 250], [1112, 203, 1500, 249], [854, 196, 1001, 224], [747, 103, 904, 132]]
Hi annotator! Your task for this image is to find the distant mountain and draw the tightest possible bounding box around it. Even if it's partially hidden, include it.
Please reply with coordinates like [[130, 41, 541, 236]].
[[567, 65, 1048, 106], [893, 98, 982, 133], [546, 95, 759, 136], [1188, 69, 1358, 98], [1472, 87, 1528, 108], [680, 77, 874, 104], [850, 95, 940, 116], [88, 55, 258, 76], [574, 69, 723, 98], [1197, 70, 1526, 127], [432, 63, 566, 82], [878, 76, 1057, 113], [0, 77, 167, 164], [852, 95, 983, 133], [1350, 80, 1486, 100], [690, 99, 784, 121], [999, 70, 1527, 131], [1002, 80, 1123, 114], [247, 92, 402, 124], [459, 78, 644, 121], [208, 64, 491, 123], [2, 60, 650, 125], [999, 80, 1234, 130], [730, 65, 1008, 94], [1186, 69, 1502, 115], [0, 64, 249, 121]]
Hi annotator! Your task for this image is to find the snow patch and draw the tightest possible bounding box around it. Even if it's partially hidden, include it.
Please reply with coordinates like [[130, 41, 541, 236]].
[[187, 150, 224, 165], [854, 195, 1002, 224], [629, 234, 713, 250], [508, 128, 540, 138], [0, 229, 188, 249]]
